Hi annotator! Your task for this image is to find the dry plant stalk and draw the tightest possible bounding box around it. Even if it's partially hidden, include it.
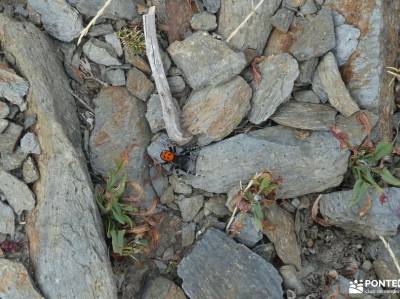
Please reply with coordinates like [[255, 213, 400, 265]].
[[379, 236, 400, 275]]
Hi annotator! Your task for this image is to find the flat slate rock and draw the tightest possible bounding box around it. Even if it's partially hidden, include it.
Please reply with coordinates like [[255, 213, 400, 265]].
[[233, 213, 262, 247], [67, 0, 139, 20], [0, 122, 23, 153], [167, 31, 246, 90], [319, 188, 400, 239], [187, 125, 349, 198], [178, 228, 283, 299], [0, 201, 15, 236], [182, 76, 251, 145], [142, 276, 186, 299], [0, 15, 117, 299], [248, 54, 299, 124], [218, 0, 281, 54], [83, 38, 121, 66], [334, 23, 360, 66], [0, 65, 29, 111], [146, 94, 165, 133]]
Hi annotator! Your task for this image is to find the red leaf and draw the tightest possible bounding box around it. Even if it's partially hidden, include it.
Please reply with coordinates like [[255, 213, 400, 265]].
[[379, 193, 389, 205], [330, 126, 351, 150], [356, 111, 372, 136]]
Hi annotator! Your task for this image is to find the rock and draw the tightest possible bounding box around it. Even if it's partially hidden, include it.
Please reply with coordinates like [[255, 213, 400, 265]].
[[178, 195, 204, 221], [68, 0, 139, 20], [182, 76, 251, 145], [248, 54, 299, 124], [147, 133, 172, 164], [296, 58, 318, 86], [149, 166, 168, 197], [182, 222, 196, 247], [319, 188, 400, 239], [300, 0, 318, 14], [167, 76, 185, 94], [160, 185, 175, 204], [88, 23, 114, 37], [253, 243, 276, 262], [0, 259, 44, 299], [0, 65, 29, 111], [124, 51, 151, 74], [280, 265, 306, 295], [191, 12, 217, 31], [271, 101, 337, 131], [186, 125, 349, 198], [314, 52, 360, 116], [0, 16, 117, 298], [160, 48, 171, 73], [83, 38, 121, 66], [0, 101, 10, 118], [178, 228, 283, 299], [27, 0, 83, 42], [203, 0, 220, 13], [170, 174, 192, 194], [104, 69, 125, 86], [167, 32, 247, 90], [0, 169, 35, 215], [145, 94, 165, 133], [0, 119, 8, 133], [334, 24, 360, 66], [293, 90, 320, 104], [105, 33, 123, 57], [284, 0, 305, 8], [0, 201, 15, 236], [218, 0, 281, 54], [233, 213, 263, 247], [126, 68, 154, 101], [204, 196, 229, 217], [0, 122, 23, 153], [22, 156, 40, 184], [0, 148, 27, 171], [20, 132, 41, 154], [24, 114, 37, 129], [271, 7, 294, 33], [142, 276, 186, 299]]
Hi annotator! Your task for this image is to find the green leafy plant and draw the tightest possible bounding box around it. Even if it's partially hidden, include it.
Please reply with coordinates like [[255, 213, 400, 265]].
[[117, 26, 145, 56]]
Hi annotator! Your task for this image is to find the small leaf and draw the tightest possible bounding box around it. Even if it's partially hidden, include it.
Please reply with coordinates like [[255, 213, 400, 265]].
[[379, 167, 400, 186], [111, 229, 125, 255], [362, 168, 384, 194], [372, 142, 393, 162], [258, 177, 271, 194], [251, 201, 264, 221], [352, 179, 369, 205]]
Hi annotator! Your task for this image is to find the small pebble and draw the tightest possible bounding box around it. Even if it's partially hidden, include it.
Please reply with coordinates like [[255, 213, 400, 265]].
[[20, 132, 41, 155]]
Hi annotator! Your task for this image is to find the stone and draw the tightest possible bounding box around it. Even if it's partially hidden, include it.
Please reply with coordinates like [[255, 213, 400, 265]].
[[149, 166, 168, 197], [68, 0, 139, 20], [204, 196, 229, 217], [233, 213, 263, 247], [124, 51, 151, 74], [0, 201, 15, 236], [167, 76, 186, 94], [248, 54, 299, 124], [28, 0, 83, 42], [24, 114, 37, 129], [253, 243, 276, 262], [178, 228, 283, 299], [271, 101, 337, 131], [0, 259, 44, 299], [0, 122, 23, 153], [167, 32, 247, 90], [145, 94, 165, 133], [293, 90, 320, 104], [296, 58, 318, 86], [0, 119, 8, 133], [160, 185, 175, 204], [182, 222, 196, 247], [170, 174, 192, 195], [0, 101, 9, 118], [0, 16, 117, 298], [280, 265, 306, 295], [315, 52, 360, 116], [20, 132, 41, 155], [105, 33, 123, 57], [186, 125, 349, 198], [218, 0, 281, 54], [0, 65, 29, 111], [0, 148, 27, 171], [147, 133, 172, 164], [126, 68, 154, 101], [319, 188, 400, 239], [142, 276, 186, 299], [203, 0, 220, 13], [182, 76, 252, 145], [334, 24, 360, 66], [160, 48, 172, 73], [178, 195, 204, 221], [191, 12, 217, 31], [271, 7, 294, 33], [284, 0, 305, 8], [83, 38, 121, 66], [22, 156, 40, 184], [300, 0, 318, 14], [0, 169, 35, 215], [104, 69, 125, 86], [88, 23, 114, 37]]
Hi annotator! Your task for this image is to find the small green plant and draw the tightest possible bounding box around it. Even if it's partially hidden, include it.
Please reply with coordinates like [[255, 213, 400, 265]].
[[117, 26, 145, 56]]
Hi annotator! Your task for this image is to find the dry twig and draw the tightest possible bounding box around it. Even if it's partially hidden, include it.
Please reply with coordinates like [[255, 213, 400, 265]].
[[379, 236, 400, 275]]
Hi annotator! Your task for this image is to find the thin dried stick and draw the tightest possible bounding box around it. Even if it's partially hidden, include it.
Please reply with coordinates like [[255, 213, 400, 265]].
[[226, 0, 265, 42], [379, 236, 400, 275], [77, 0, 113, 45]]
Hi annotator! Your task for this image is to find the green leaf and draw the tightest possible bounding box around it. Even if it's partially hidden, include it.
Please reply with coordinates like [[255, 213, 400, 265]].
[[113, 174, 127, 198], [258, 177, 271, 194], [252, 216, 263, 230], [251, 202, 264, 221], [244, 190, 254, 201], [362, 168, 384, 194], [112, 204, 130, 225], [372, 142, 393, 162], [380, 167, 400, 187], [352, 178, 369, 205], [111, 229, 125, 255]]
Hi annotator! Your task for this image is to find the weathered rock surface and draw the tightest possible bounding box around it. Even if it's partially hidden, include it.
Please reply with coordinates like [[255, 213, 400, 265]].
[[0, 16, 117, 298], [218, 0, 281, 54], [167, 32, 246, 90], [182, 222, 196, 247], [271, 101, 337, 131], [0, 258, 44, 299], [0, 101, 9, 118], [20, 132, 41, 154], [271, 7, 294, 33], [0, 148, 27, 171], [204, 196, 229, 217], [182, 76, 251, 145], [146, 94, 165, 133], [0, 118, 8, 133], [0, 65, 29, 111], [126, 68, 154, 101], [0, 122, 23, 153], [187, 126, 349, 198], [83, 38, 121, 66], [190, 12, 217, 31], [68, 0, 139, 20], [233, 213, 263, 247], [178, 228, 283, 299], [314, 52, 360, 116], [248, 54, 299, 124], [293, 90, 320, 104], [28, 0, 83, 42], [104, 69, 125, 86], [319, 188, 400, 239], [22, 156, 40, 184], [178, 195, 204, 222], [142, 276, 186, 299], [0, 201, 15, 236], [296, 58, 318, 86], [167, 75, 186, 94], [105, 33, 123, 57], [334, 24, 360, 66], [203, 0, 220, 13]]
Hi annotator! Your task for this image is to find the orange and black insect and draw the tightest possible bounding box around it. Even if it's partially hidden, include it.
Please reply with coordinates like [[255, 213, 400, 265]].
[[159, 146, 198, 175], [160, 149, 176, 163]]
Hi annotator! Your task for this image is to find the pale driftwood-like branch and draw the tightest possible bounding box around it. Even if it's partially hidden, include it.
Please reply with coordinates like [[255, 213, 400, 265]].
[[143, 6, 192, 145], [379, 236, 400, 275]]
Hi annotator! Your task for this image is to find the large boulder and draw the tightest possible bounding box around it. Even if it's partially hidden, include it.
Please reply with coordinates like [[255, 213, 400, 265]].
[[0, 15, 117, 299]]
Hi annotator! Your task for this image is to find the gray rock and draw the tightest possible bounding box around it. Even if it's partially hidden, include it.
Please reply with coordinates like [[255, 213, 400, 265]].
[[312, 65, 329, 102], [253, 243, 276, 262], [271, 7, 294, 33], [105, 33, 123, 57], [293, 90, 320, 104], [204, 196, 229, 217], [167, 31, 247, 90], [83, 38, 121, 66], [147, 133, 172, 164], [178, 228, 283, 299], [142, 276, 186, 299], [233, 213, 263, 247], [170, 174, 193, 195], [0, 65, 29, 111], [334, 24, 360, 66], [145, 94, 165, 133], [271, 101, 337, 131], [22, 156, 40, 184], [0, 259, 44, 299], [104, 69, 125, 86], [0, 201, 15, 236], [149, 166, 168, 197], [160, 185, 175, 204], [0, 101, 9, 118], [0, 16, 117, 298], [284, 0, 305, 8], [0, 119, 8, 133], [178, 195, 204, 221], [160, 48, 172, 73], [248, 54, 299, 124], [280, 265, 306, 295], [218, 0, 281, 54], [191, 12, 217, 31], [319, 188, 400, 239], [0, 122, 23, 153], [68, 0, 139, 20], [300, 0, 318, 14], [126, 68, 154, 101], [296, 58, 318, 86], [203, 0, 220, 13], [182, 76, 252, 145], [186, 125, 349, 198], [0, 169, 35, 215], [167, 76, 186, 94], [28, 0, 83, 42], [20, 132, 41, 155], [24, 114, 37, 129], [0, 148, 27, 171], [315, 52, 360, 116], [182, 222, 196, 247], [124, 51, 151, 74], [88, 23, 113, 37]]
